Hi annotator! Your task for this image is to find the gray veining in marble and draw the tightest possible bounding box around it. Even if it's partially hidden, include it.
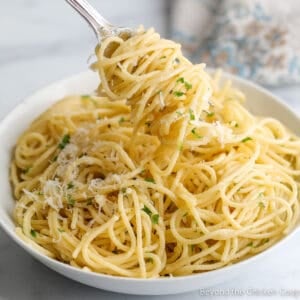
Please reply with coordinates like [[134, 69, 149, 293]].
[[1, 1, 300, 300]]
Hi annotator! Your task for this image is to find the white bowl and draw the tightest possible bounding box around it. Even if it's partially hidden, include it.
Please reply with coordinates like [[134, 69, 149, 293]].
[[0, 70, 299, 295]]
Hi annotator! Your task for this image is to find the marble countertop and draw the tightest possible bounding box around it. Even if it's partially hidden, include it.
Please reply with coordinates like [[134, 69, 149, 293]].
[[1, 1, 300, 300]]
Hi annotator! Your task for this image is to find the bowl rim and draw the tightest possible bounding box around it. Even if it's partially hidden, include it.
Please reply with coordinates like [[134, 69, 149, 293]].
[[0, 69, 299, 283]]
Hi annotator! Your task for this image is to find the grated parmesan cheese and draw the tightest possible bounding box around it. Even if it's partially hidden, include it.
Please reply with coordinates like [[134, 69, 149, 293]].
[[56, 143, 79, 177], [110, 174, 122, 184], [159, 91, 165, 109], [126, 187, 133, 194], [213, 121, 233, 147], [18, 203, 29, 210], [88, 178, 103, 192], [57, 144, 79, 165], [42, 180, 64, 211], [95, 195, 106, 215], [71, 127, 91, 149], [23, 189, 39, 202]]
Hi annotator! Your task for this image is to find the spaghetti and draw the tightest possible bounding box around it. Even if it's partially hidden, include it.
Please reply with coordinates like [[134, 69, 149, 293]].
[[11, 28, 300, 278]]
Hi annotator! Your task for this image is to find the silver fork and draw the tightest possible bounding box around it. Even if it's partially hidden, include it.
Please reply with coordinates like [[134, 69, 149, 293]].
[[65, 0, 133, 41]]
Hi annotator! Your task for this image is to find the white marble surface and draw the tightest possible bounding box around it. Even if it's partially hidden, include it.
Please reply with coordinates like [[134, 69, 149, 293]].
[[1, 1, 300, 300]]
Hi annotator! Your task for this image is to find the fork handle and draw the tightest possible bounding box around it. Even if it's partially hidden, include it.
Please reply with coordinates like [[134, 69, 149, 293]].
[[65, 0, 114, 39]]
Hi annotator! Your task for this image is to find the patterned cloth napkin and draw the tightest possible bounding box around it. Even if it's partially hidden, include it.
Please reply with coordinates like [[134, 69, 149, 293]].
[[171, 0, 300, 86]]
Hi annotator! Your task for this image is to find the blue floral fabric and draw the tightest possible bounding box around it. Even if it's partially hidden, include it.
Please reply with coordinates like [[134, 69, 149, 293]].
[[171, 0, 300, 86]]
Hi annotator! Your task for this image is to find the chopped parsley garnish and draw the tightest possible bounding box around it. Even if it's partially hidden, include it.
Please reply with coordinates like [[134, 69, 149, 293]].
[[58, 228, 65, 233], [191, 128, 203, 139], [67, 194, 75, 207], [160, 56, 166, 59], [176, 77, 185, 84], [184, 81, 192, 90], [262, 238, 270, 244], [145, 178, 155, 184], [176, 111, 184, 116], [178, 142, 183, 151], [81, 95, 98, 107], [173, 91, 185, 97], [256, 238, 270, 247], [176, 77, 192, 90], [241, 137, 252, 143], [141, 206, 159, 224], [142, 205, 152, 216], [30, 229, 37, 238], [189, 109, 195, 120], [86, 198, 93, 205], [247, 242, 253, 247], [121, 188, 127, 194], [67, 182, 74, 189], [119, 117, 125, 124], [206, 112, 215, 117], [258, 202, 265, 208], [230, 121, 239, 128], [52, 155, 58, 162], [58, 134, 70, 149], [22, 166, 32, 174], [151, 214, 159, 224]]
